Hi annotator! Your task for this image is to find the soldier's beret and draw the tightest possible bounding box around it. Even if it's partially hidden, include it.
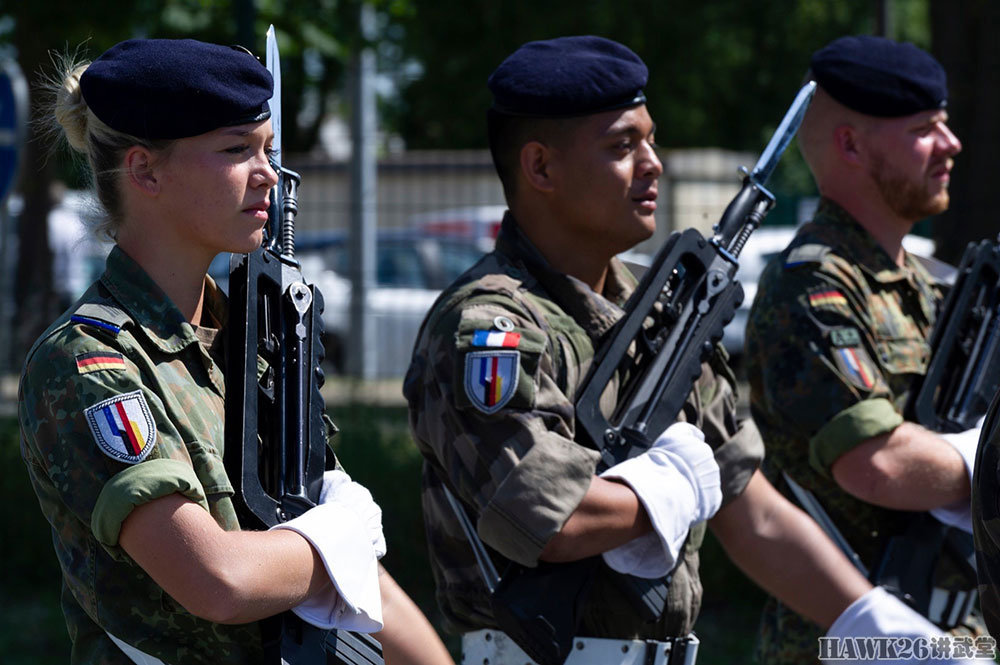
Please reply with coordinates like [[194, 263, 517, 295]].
[[488, 35, 648, 117], [810, 35, 947, 117], [80, 39, 273, 140]]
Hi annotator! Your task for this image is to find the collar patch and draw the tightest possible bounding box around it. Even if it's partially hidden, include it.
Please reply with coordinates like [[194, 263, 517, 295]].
[[85, 390, 157, 464]]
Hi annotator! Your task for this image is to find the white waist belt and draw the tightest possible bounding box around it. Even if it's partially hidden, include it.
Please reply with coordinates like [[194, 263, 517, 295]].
[[461, 629, 699, 665]]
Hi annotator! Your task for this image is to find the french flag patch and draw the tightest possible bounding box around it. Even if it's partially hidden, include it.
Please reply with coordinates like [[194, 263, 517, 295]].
[[471, 330, 521, 348]]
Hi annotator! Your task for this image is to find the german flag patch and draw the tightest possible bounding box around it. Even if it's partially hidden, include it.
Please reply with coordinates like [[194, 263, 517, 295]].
[[76, 351, 127, 374], [808, 289, 848, 308]]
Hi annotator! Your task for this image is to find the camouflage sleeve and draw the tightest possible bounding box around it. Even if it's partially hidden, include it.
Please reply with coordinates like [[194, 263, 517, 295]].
[[19, 328, 209, 553], [746, 264, 899, 478], [407, 298, 600, 567], [682, 351, 763, 505], [972, 402, 1000, 635]]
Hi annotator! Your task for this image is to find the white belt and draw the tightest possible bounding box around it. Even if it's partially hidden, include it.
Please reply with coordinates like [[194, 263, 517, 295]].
[[462, 629, 699, 665]]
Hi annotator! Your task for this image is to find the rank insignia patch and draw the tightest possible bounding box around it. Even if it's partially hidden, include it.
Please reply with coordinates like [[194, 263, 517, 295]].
[[830, 327, 862, 348], [85, 391, 157, 464], [76, 351, 127, 374], [833, 346, 876, 391], [464, 350, 520, 414]]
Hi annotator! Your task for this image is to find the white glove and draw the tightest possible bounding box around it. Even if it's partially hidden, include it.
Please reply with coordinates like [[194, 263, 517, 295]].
[[599, 422, 721, 578], [319, 470, 386, 558], [824, 586, 990, 664], [270, 470, 386, 632], [931, 427, 981, 534]]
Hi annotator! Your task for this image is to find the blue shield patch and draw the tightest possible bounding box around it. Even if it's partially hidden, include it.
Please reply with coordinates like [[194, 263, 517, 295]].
[[464, 350, 520, 414]]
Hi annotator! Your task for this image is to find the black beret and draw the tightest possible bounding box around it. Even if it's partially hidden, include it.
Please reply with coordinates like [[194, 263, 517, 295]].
[[80, 39, 273, 140], [810, 35, 947, 117], [488, 35, 648, 117]]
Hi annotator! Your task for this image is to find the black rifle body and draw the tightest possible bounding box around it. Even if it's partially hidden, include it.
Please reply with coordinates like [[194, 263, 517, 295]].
[[224, 168, 384, 665], [908, 237, 1000, 432]]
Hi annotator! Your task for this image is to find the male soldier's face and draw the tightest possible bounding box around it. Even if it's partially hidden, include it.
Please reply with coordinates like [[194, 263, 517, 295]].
[[546, 105, 663, 254], [863, 109, 962, 221]]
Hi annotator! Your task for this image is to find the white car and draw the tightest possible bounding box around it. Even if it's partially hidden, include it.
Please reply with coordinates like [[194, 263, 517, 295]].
[[723, 227, 938, 361]]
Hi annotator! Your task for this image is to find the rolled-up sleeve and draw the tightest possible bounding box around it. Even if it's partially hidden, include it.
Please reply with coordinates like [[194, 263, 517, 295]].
[[93, 459, 209, 546], [748, 266, 898, 477], [20, 331, 205, 556]]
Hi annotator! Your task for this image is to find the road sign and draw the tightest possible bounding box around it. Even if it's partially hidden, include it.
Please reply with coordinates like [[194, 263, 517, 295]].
[[0, 58, 27, 207]]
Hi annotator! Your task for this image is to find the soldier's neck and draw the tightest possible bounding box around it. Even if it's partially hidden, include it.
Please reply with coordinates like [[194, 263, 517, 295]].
[[822, 192, 912, 267], [516, 217, 611, 293]]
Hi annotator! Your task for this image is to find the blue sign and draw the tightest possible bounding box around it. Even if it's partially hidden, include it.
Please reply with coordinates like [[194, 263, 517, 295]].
[[0, 59, 27, 207]]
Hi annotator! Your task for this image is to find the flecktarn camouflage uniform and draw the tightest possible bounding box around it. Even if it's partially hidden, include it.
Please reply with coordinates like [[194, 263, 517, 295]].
[[403, 215, 764, 639], [746, 198, 980, 664], [20, 246, 265, 664], [973, 392, 1000, 635]]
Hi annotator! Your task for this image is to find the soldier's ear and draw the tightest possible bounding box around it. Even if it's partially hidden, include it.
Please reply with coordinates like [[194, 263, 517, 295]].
[[519, 141, 556, 194], [124, 147, 160, 197], [832, 124, 864, 167]]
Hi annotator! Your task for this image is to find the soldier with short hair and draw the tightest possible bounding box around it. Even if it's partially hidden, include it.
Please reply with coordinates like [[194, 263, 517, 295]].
[[745, 35, 985, 664], [404, 35, 969, 665]]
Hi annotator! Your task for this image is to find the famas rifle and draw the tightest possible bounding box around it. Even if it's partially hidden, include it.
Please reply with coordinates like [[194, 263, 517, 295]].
[[223, 25, 384, 665]]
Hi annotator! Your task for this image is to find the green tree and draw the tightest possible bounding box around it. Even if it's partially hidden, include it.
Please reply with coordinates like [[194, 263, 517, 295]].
[[395, 1, 879, 153]]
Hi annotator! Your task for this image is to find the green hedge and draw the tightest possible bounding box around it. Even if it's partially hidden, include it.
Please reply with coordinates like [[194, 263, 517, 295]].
[[3, 408, 766, 663]]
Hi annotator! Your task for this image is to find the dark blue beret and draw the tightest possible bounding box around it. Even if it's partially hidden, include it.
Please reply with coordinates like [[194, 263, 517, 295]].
[[488, 36, 648, 117], [810, 35, 947, 117], [80, 39, 273, 140]]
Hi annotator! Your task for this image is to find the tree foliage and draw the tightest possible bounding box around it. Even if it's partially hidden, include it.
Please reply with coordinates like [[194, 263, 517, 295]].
[[395, 1, 883, 153]]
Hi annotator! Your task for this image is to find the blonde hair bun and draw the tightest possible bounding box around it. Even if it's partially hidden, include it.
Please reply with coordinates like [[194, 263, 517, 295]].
[[53, 63, 91, 154]]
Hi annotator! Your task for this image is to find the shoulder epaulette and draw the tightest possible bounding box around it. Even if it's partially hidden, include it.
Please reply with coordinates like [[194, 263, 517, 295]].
[[784, 243, 831, 269], [70, 302, 131, 337]]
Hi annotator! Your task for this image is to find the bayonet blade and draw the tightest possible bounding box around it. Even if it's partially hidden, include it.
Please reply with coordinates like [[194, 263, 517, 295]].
[[265, 25, 282, 244], [750, 80, 817, 184], [266, 25, 282, 169]]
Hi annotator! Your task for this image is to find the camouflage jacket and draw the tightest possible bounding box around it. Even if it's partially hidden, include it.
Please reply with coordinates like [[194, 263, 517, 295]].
[[973, 391, 1000, 634], [745, 198, 959, 663], [404, 215, 763, 639], [19, 246, 264, 664]]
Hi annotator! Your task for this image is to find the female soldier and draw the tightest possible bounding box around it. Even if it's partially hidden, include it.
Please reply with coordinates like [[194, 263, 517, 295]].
[[19, 38, 451, 665]]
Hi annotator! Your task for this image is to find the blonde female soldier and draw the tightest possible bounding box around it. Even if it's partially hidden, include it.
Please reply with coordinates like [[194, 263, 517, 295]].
[[19, 38, 451, 665]]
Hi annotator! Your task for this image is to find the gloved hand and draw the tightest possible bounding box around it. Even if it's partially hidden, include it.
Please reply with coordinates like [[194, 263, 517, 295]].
[[270, 470, 386, 632], [599, 422, 721, 578], [319, 469, 387, 558], [931, 427, 982, 534], [824, 586, 990, 664]]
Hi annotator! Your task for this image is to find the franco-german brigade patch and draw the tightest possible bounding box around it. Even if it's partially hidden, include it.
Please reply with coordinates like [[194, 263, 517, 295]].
[[75, 351, 127, 374], [84, 390, 157, 464], [465, 351, 520, 414], [832, 345, 877, 391]]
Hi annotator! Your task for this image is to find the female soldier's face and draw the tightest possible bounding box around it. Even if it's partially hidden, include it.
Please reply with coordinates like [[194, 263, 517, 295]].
[[155, 120, 278, 257]]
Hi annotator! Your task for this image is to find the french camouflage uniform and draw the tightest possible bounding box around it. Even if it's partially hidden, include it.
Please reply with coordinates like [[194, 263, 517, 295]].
[[403, 215, 764, 639], [19, 246, 265, 664], [745, 198, 978, 664]]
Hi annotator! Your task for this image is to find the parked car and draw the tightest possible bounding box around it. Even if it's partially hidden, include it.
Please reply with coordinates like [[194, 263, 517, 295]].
[[407, 205, 507, 252], [297, 229, 487, 375]]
